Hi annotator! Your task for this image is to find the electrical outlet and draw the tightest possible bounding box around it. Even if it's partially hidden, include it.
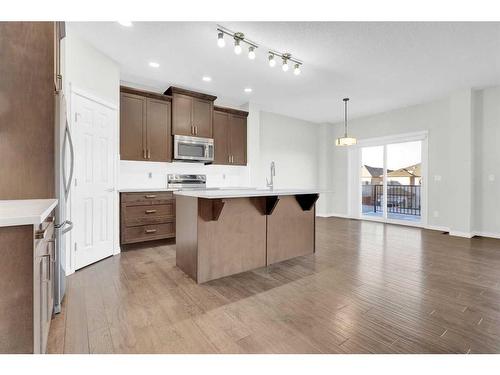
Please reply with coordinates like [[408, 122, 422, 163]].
[[433, 211, 439, 218], [488, 174, 495, 182]]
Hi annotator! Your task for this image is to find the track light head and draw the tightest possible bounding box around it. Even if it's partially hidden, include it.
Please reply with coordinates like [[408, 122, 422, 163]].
[[294, 63, 301, 75], [268, 54, 276, 67], [217, 32, 225, 48], [282, 59, 289, 72], [282, 53, 291, 72], [248, 46, 256, 60], [233, 32, 244, 55]]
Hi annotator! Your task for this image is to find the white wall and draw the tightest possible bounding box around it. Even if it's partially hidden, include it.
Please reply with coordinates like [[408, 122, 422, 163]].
[[318, 86, 500, 238], [259, 111, 320, 189], [473, 86, 500, 237], [64, 31, 120, 106]]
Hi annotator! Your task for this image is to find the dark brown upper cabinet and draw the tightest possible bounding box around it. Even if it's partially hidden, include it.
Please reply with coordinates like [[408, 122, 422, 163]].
[[213, 106, 248, 166], [165, 86, 216, 138], [120, 86, 172, 162]]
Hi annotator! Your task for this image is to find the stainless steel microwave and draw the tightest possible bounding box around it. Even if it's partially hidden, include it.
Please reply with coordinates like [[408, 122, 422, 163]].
[[173, 135, 214, 163]]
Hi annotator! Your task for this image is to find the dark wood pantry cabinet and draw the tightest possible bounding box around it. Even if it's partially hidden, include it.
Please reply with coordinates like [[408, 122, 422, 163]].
[[213, 106, 248, 165], [165, 86, 217, 138], [120, 86, 172, 162]]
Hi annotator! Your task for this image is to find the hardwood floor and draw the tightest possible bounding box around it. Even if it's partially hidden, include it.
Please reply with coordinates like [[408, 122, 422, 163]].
[[47, 217, 500, 354]]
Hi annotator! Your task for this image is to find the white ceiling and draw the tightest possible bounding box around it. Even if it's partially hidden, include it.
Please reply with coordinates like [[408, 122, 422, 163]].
[[68, 22, 500, 123]]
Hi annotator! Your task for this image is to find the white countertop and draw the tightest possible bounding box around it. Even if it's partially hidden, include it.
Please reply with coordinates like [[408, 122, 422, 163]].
[[174, 189, 320, 199], [119, 188, 178, 193], [0, 199, 58, 227]]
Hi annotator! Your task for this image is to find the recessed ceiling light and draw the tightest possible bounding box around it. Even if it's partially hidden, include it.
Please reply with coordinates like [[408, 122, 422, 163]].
[[117, 21, 133, 27], [148, 62, 160, 68], [244, 88, 252, 93], [202, 76, 212, 82]]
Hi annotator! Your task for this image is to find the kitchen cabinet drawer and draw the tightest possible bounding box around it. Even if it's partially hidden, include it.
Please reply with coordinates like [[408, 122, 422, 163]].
[[121, 191, 174, 205], [123, 203, 175, 227], [122, 222, 175, 244]]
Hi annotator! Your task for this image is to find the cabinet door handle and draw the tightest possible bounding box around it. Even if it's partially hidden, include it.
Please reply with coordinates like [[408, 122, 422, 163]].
[[41, 254, 51, 282], [143, 149, 147, 159], [145, 194, 157, 199], [145, 209, 157, 214], [228, 155, 231, 163], [195, 126, 198, 135], [147, 149, 151, 159], [145, 229, 157, 234]]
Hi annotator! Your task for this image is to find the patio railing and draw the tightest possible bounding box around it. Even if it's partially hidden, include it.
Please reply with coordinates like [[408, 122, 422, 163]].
[[362, 184, 421, 216]]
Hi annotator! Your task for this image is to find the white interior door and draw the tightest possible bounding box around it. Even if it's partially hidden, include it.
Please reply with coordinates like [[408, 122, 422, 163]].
[[72, 93, 116, 270]]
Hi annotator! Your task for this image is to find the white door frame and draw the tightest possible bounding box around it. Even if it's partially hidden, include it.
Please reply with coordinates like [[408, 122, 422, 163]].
[[66, 84, 119, 275], [348, 131, 429, 228]]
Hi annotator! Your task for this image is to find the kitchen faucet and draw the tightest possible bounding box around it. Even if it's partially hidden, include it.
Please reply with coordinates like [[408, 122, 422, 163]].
[[266, 161, 275, 190]]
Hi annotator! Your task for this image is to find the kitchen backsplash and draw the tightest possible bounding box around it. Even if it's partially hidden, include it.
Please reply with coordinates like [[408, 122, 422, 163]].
[[119, 160, 251, 189]]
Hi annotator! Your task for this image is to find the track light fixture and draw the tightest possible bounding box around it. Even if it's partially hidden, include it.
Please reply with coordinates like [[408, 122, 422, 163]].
[[294, 63, 301, 75], [248, 46, 256, 60], [268, 53, 276, 67], [217, 32, 225, 48], [216, 25, 303, 76]]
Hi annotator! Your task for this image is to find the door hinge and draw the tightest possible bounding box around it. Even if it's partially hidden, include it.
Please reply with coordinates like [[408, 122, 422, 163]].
[[74, 243, 78, 252], [74, 112, 78, 122], [74, 178, 78, 187]]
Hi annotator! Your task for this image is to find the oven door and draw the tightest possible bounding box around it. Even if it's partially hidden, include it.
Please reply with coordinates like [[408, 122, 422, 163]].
[[174, 135, 214, 162]]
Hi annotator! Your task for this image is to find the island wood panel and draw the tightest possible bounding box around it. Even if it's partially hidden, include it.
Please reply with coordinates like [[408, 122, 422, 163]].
[[175, 195, 199, 281], [0, 225, 34, 353], [196, 197, 267, 283], [266, 195, 315, 265]]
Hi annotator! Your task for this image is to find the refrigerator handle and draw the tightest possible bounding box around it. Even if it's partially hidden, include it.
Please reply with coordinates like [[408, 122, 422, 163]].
[[62, 120, 75, 199], [61, 220, 73, 234]]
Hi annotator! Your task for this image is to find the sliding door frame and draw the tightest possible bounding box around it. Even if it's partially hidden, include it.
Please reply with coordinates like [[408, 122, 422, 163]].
[[348, 131, 429, 228]]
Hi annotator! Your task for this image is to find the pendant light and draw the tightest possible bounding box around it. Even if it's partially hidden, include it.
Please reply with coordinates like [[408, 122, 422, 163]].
[[335, 98, 357, 146]]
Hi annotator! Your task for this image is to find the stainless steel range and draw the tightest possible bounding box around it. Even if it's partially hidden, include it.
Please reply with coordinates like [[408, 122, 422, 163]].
[[167, 174, 207, 190]]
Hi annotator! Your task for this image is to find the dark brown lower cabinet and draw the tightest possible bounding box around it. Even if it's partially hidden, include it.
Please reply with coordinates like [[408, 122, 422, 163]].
[[120, 192, 176, 245], [213, 107, 248, 166], [0, 217, 55, 354]]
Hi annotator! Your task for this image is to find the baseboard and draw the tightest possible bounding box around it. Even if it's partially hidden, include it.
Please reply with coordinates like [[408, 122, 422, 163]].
[[425, 224, 450, 232], [316, 212, 351, 219], [473, 231, 500, 240], [449, 230, 474, 238]]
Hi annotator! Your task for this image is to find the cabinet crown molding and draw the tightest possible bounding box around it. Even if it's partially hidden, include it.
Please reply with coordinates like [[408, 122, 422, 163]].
[[120, 86, 172, 102], [164, 86, 217, 102], [214, 106, 249, 118]]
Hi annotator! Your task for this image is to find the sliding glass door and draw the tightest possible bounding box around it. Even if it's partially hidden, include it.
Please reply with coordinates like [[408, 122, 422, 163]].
[[359, 138, 424, 225]]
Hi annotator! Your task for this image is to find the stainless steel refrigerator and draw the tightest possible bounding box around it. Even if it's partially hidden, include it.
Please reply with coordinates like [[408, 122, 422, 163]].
[[54, 90, 74, 314], [53, 24, 74, 314]]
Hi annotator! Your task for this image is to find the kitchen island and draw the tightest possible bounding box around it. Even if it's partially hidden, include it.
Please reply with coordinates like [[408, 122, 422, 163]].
[[174, 189, 319, 283]]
